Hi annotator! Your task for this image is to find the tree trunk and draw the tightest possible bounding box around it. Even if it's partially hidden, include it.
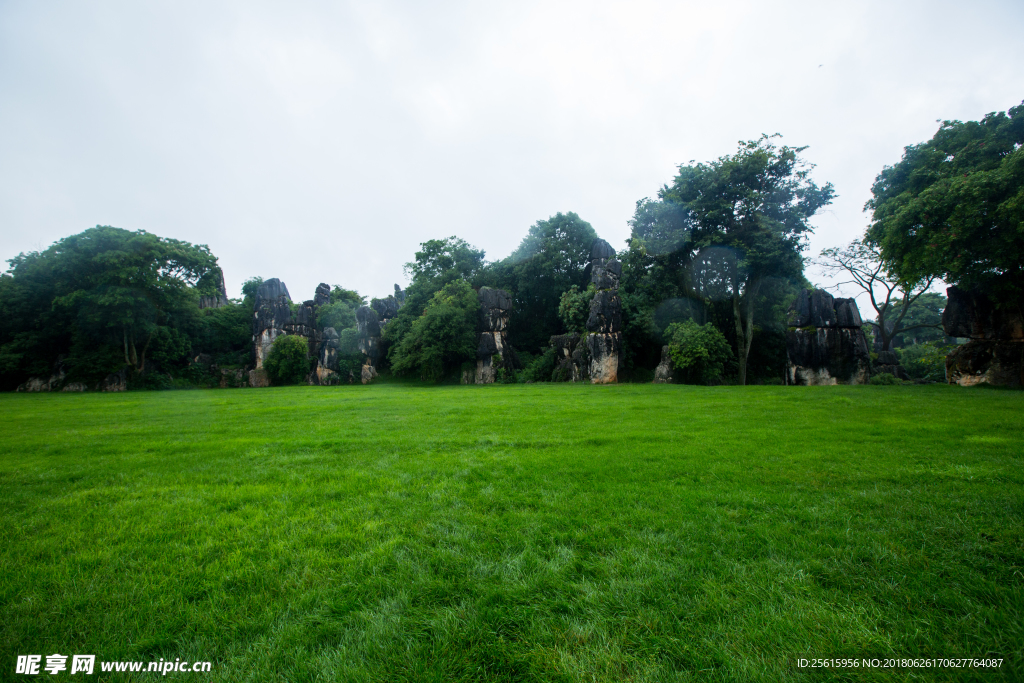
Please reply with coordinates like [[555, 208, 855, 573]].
[[123, 327, 131, 366]]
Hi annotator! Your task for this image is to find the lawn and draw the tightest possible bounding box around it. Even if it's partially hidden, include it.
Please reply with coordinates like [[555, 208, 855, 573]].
[[0, 383, 1021, 682]]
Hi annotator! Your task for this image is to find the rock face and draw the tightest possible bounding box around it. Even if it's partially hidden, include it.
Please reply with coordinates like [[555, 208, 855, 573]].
[[653, 346, 674, 384], [785, 290, 870, 385], [371, 285, 406, 330], [199, 268, 230, 309], [550, 333, 586, 382], [314, 283, 331, 307], [943, 286, 1023, 387], [252, 278, 293, 370], [473, 287, 513, 384], [355, 306, 381, 382], [585, 239, 622, 384], [315, 327, 341, 384]]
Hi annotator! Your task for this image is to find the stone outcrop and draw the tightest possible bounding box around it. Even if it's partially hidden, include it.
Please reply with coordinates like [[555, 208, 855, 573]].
[[550, 333, 587, 382], [943, 286, 1023, 387], [585, 239, 622, 384], [356, 306, 381, 382], [653, 346, 674, 383], [873, 350, 910, 381], [315, 327, 341, 385], [199, 268, 230, 309], [473, 287, 513, 384], [252, 278, 293, 370], [314, 283, 331, 307], [371, 285, 406, 329], [785, 290, 870, 385]]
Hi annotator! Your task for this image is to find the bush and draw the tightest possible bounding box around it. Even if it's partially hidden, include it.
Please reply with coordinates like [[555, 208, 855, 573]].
[[869, 372, 904, 385], [897, 341, 952, 382], [519, 347, 557, 382], [664, 321, 732, 385], [558, 284, 596, 334], [264, 334, 311, 386]]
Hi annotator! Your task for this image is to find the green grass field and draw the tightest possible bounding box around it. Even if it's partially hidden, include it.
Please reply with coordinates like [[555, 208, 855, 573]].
[[1, 384, 1022, 682]]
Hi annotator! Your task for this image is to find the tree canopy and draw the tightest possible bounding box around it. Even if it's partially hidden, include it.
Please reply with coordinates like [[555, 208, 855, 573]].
[[866, 102, 1024, 301]]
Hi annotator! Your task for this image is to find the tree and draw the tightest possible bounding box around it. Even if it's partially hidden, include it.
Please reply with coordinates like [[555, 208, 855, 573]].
[[383, 237, 485, 365], [389, 280, 480, 382], [1, 226, 220, 386], [816, 239, 938, 352], [659, 135, 835, 384], [479, 212, 598, 352], [664, 320, 733, 385], [866, 102, 1024, 303], [263, 334, 311, 385]]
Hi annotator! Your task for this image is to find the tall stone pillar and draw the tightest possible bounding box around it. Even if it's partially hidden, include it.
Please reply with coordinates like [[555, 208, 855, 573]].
[[474, 287, 512, 384], [585, 239, 622, 384]]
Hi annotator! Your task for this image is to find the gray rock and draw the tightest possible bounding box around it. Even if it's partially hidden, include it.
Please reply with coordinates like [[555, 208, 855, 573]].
[[785, 327, 870, 385], [474, 287, 514, 384], [653, 346, 674, 383], [199, 268, 230, 309], [586, 290, 621, 334], [314, 283, 331, 307], [252, 278, 292, 369]]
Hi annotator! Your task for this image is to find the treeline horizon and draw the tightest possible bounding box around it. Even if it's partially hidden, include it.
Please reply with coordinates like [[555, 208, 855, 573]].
[[2, 102, 1021, 391]]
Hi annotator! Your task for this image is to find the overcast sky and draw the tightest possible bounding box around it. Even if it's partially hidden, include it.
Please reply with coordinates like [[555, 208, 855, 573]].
[[2, 0, 1022, 305]]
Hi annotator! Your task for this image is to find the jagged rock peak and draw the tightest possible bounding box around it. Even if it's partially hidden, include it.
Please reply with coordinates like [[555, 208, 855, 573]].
[[255, 278, 291, 304], [590, 239, 616, 261], [314, 283, 331, 307]]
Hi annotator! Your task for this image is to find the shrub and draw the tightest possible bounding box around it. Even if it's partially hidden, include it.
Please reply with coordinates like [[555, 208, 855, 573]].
[[264, 334, 310, 386], [664, 321, 732, 385], [520, 347, 557, 383], [897, 341, 952, 382], [557, 284, 596, 334], [869, 372, 904, 385]]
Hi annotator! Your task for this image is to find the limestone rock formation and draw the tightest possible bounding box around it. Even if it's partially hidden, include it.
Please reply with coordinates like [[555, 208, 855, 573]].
[[252, 278, 292, 370], [653, 346, 674, 384], [943, 286, 1023, 387], [473, 287, 513, 384], [199, 268, 229, 309], [585, 239, 622, 384], [356, 306, 381, 381], [873, 350, 910, 381], [785, 290, 870, 385], [314, 283, 331, 307], [550, 333, 587, 382], [315, 327, 341, 385], [360, 361, 378, 384]]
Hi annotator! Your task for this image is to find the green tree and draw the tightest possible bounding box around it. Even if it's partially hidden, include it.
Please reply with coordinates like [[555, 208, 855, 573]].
[[0, 226, 219, 387], [664, 321, 733, 385], [816, 239, 938, 352], [658, 136, 834, 384], [263, 334, 310, 385], [479, 212, 598, 353], [384, 237, 485, 366], [557, 284, 596, 335], [866, 102, 1024, 302], [390, 280, 480, 382]]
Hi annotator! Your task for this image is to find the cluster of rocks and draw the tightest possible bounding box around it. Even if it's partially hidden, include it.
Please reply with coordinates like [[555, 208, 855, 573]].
[[785, 289, 871, 385], [943, 286, 1022, 387], [248, 278, 402, 387], [16, 359, 127, 393]]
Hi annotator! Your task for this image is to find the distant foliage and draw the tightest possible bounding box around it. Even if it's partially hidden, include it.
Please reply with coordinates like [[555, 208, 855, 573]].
[[557, 284, 596, 335], [264, 335, 310, 386], [869, 372, 904, 386], [665, 321, 732, 385], [390, 280, 479, 382], [897, 341, 952, 382], [519, 347, 557, 383]]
